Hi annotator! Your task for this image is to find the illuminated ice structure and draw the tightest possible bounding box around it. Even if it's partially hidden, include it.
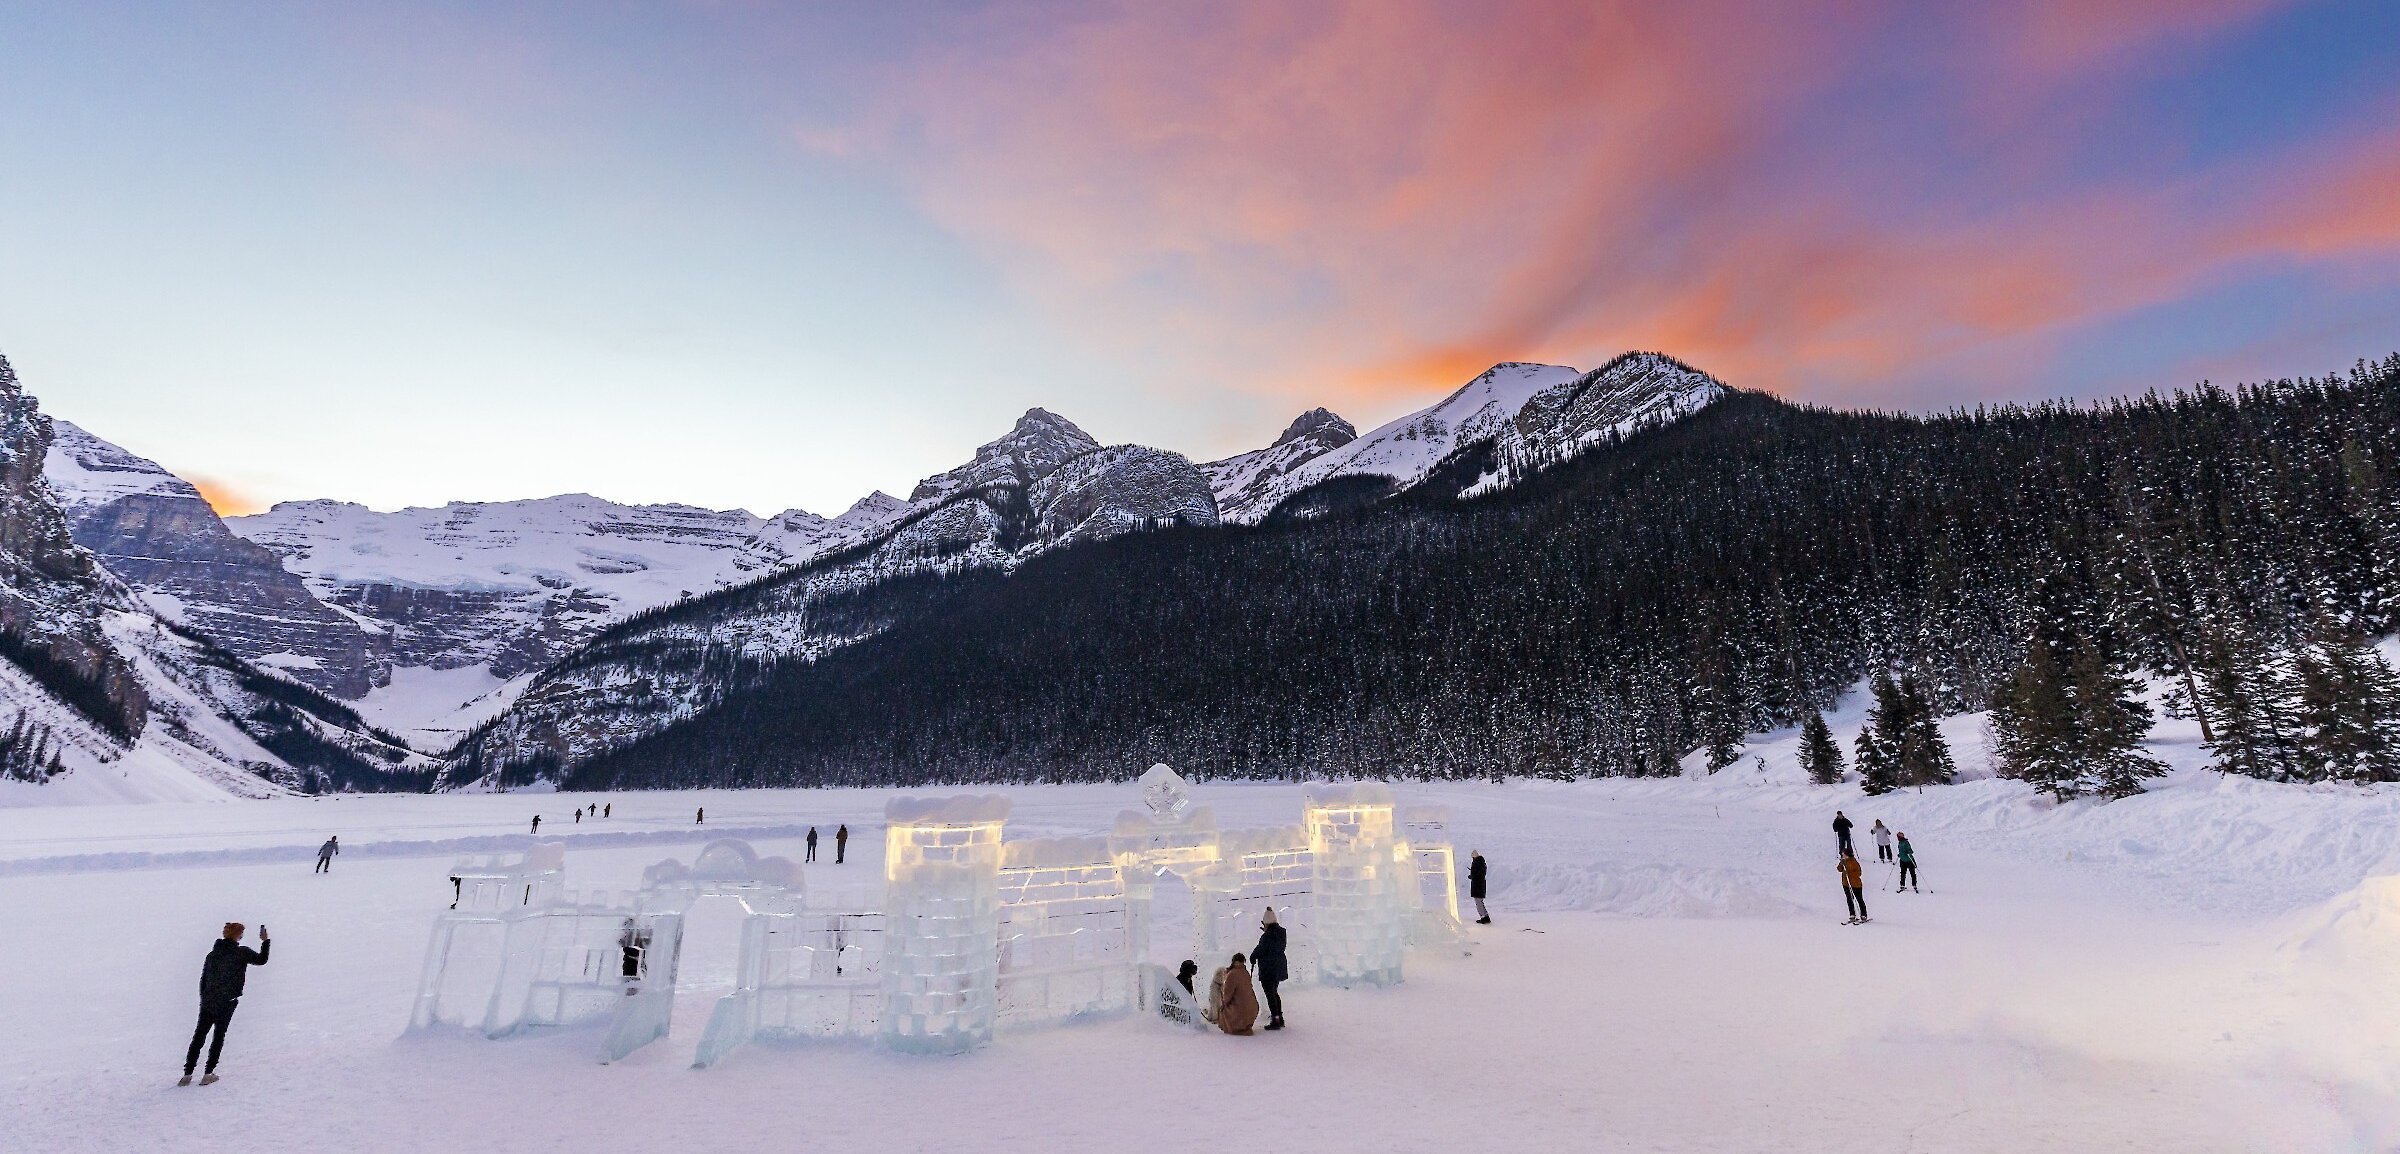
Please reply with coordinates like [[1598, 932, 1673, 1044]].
[[410, 766, 1463, 1063]]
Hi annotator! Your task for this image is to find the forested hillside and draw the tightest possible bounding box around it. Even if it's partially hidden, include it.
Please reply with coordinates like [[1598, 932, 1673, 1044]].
[[562, 356, 2400, 790]]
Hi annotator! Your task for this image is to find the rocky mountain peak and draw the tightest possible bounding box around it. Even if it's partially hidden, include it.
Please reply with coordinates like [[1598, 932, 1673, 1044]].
[[1272, 407, 1356, 450], [909, 408, 1102, 502]]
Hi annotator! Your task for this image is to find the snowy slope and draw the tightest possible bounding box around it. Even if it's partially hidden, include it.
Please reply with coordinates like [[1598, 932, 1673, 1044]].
[[1217, 362, 1584, 522], [1200, 408, 1355, 518]]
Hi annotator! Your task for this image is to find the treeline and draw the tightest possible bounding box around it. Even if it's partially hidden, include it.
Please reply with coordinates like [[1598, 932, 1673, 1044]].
[[563, 355, 2400, 793], [0, 710, 66, 781]]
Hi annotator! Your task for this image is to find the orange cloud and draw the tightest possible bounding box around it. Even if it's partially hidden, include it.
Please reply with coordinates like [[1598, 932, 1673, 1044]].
[[843, 0, 2388, 411], [187, 475, 265, 518]]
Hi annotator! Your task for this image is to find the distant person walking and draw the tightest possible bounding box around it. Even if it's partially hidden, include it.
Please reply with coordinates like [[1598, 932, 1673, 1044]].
[[1871, 819, 1892, 862], [314, 836, 338, 874], [574, 808, 581, 824], [1210, 954, 1260, 1036], [1896, 834, 1920, 893], [1839, 850, 1869, 924], [696, 807, 705, 825], [1252, 908, 1289, 1031], [603, 803, 611, 818], [181, 922, 270, 1086], [835, 824, 849, 864], [530, 814, 541, 835], [1468, 850, 1491, 924], [805, 827, 818, 863], [1832, 810, 1854, 856]]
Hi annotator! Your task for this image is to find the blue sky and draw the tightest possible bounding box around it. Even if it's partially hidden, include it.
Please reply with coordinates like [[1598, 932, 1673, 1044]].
[[2, 1, 2395, 516]]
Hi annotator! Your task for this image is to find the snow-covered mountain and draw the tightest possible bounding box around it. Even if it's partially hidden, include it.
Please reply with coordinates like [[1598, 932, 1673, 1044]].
[[1200, 407, 1357, 518], [0, 356, 432, 804], [46, 421, 387, 698], [445, 409, 1219, 788], [220, 489, 906, 746], [1211, 356, 1725, 522]]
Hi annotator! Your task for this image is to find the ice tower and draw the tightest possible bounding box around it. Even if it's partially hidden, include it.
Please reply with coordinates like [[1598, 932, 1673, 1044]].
[[880, 794, 1010, 1054], [1304, 782, 1412, 986]]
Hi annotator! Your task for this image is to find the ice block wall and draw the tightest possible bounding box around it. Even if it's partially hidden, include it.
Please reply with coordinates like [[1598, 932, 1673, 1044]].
[[1304, 783, 1409, 987], [880, 794, 1010, 1054]]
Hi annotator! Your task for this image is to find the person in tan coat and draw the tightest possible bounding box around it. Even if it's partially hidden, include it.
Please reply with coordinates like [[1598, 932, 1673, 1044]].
[[1210, 953, 1261, 1035]]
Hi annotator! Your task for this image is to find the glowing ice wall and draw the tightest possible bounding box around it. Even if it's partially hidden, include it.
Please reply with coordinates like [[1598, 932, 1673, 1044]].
[[1304, 783, 1410, 987], [880, 794, 1010, 1054]]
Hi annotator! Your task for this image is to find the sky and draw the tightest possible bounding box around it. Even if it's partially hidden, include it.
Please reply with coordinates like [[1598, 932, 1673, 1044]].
[[1, 1, 2397, 518]]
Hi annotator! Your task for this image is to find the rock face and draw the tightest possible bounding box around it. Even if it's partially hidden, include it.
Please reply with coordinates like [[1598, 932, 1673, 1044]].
[[445, 409, 1220, 787], [0, 355, 431, 800], [1201, 408, 1356, 519], [46, 422, 385, 698]]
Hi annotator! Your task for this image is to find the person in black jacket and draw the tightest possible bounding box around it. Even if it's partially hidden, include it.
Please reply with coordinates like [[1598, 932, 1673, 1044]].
[[835, 824, 849, 864], [1832, 811, 1854, 856], [181, 922, 270, 1085], [805, 826, 818, 862], [1252, 908, 1289, 1031], [1469, 850, 1491, 924]]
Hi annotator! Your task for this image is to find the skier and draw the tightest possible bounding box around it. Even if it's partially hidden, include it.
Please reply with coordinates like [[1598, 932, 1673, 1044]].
[[1838, 849, 1869, 924], [1210, 953, 1260, 1036], [836, 824, 849, 864], [181, 922, 270, 1086], [806, 826, 818, 863], [530, 814, 540, 834], [314, 835, 338, 874], [1468, 850, 1491, 924], [1896, 833, 1920, 892], [1252, 908, 1289, 1031], [1871, 819, 1892, 863], [1832, 810, 1854, 856], [696, 807, 705, 825]]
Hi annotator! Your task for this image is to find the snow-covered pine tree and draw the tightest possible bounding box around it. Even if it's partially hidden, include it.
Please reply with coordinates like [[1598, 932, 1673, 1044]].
[[1888, 674, 1956, 789], [1798, 711, 1844, 785], [2194, 608, 2304, 780], [1856, 673, 1907, 794], [2292, 618, 2400, 782], [2066, 640, 2167, 798], [1990, 637, 2076, 793]]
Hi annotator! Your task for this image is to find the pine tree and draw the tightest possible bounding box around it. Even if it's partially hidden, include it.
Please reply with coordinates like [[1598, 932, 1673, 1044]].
[[1797, 711, 1844, 785], [2194, 611, 2303, 780], [2066, 642, 2167, 798], [1856, 674, 1907, 795], [1990, 638, 2076, 793], [2293, 619, 2400, 782], [1886, 674, 1956, 790]]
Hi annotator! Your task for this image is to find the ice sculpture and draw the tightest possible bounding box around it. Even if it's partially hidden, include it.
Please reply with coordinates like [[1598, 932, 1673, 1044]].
[[881, 794, 1010, 1054], [1404, 805, 1464, 939], [411, 843, 637, 1039], [1304, 782, 1412, 987], [995, 835, 1134, 1027]]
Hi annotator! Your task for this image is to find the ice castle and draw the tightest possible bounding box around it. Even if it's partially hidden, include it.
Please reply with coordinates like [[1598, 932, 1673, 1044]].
[[409, 767, 1464, 1065]]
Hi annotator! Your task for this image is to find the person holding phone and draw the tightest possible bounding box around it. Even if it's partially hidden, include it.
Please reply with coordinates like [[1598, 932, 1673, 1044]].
[[181, 922, 270, 1086]]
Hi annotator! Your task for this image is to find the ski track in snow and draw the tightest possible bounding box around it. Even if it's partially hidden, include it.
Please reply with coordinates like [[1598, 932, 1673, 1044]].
[[6, 773, 2400, 1152]]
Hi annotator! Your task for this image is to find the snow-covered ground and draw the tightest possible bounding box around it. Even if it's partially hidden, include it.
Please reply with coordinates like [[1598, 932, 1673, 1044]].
[[7, 765, 2400, 1152]]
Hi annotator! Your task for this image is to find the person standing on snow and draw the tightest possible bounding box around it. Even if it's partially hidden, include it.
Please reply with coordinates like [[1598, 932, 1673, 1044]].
[[1832, 811, 1854, 856], [603, 803, 611, 818], [1252, 908, 1289, 1031], [1871, 820, 1892, 863], [1468, 850, 1491, 925], [806, 826, 819, 862], [314, 836, 338, 874], [696, 807, 705, 825], [1838, 849, 1869, 924], [836, 824, 849, 864], [574, 808, 581, 824], [181, 922, 270, 1086], [1896, 833, 1920, 892], [1210, 953, 1260, 1035]]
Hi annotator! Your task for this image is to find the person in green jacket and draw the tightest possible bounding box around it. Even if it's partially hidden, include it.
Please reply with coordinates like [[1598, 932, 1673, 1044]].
[[1895, 833, 1920, 892]]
